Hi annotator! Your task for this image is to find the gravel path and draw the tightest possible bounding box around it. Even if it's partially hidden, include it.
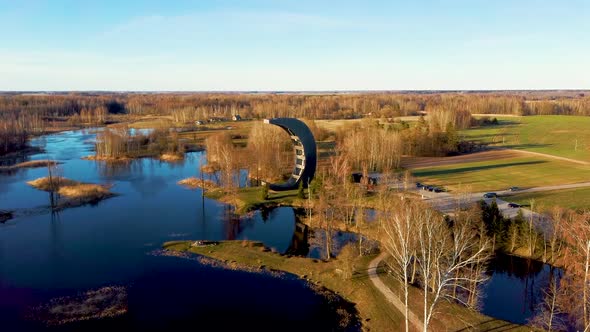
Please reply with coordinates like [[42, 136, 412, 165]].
[[368, 252, 424, 332]]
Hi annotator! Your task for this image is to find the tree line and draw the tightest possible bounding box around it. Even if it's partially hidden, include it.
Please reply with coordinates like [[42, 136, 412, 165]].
[[3, 91, 589, 156]]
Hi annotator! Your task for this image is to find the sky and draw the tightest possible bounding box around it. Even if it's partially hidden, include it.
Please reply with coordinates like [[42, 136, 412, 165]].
[[0, 0, 588, 91]]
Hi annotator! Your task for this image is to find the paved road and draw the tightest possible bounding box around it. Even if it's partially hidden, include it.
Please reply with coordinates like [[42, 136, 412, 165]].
[[412, 182, 590, 236], [368, 252, 424, 332], [416, 181, 590, 216]]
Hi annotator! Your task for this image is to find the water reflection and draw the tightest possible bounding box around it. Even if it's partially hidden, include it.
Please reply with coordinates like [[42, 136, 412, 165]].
[[0, 128, 346, 331], [481, 254, 563, 325], [0, 128, 565, 330]]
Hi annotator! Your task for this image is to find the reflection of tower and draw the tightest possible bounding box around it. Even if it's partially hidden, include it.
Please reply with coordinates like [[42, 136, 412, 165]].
[[49, 209, 63, 264], [223, 205, 240, 240], [286, 221, 309, 256], [199, 157, 207, 237]]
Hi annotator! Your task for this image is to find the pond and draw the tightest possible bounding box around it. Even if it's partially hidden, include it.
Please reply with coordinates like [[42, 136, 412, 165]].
[[0, 129, 352, 331], [481, 253, 563, 326]]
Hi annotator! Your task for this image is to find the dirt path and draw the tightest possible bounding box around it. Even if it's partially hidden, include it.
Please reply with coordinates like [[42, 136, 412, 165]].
[[402, 148, 590, 169], [499, 148, 590, 166], [368, 253, 424, 332]]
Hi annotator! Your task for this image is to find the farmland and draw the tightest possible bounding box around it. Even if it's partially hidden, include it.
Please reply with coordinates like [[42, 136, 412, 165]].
[[460, 115, 590, 163]]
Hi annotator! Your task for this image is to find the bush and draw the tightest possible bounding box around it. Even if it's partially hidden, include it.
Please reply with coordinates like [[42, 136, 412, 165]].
[[260, 183, 269, 200], [297, 181, 305, 199]]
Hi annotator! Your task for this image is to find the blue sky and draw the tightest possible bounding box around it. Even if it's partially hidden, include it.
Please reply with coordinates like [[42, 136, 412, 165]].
[[0, 0, 588, 90]]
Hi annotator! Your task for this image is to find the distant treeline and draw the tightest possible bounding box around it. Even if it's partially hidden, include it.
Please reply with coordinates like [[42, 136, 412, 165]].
[[1, 92, 589, 155]]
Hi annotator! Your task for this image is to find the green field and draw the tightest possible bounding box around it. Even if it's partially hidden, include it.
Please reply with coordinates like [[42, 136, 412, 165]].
[[411, 156, 590, 192], [460, 115, 590, 162], [502, 187, 590, 211]]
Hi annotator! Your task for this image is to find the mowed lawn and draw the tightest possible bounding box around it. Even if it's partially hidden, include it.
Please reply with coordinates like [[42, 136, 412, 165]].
[[460, 115, 590, 162], [411, 156, 590, 192], [504, 187, 590, 211]]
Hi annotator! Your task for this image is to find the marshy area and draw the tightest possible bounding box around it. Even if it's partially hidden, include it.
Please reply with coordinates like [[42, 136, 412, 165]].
[[0, 128, 365, 331]]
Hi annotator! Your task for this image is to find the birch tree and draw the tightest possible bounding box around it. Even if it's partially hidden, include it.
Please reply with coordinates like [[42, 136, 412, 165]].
[[380, 197, 416, 332], [415, 208, 491, 331]]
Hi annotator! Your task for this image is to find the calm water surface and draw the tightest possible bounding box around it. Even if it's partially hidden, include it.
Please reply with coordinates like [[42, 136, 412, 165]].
[[0, 129, 562, 329], [0, 129, 347, 331]]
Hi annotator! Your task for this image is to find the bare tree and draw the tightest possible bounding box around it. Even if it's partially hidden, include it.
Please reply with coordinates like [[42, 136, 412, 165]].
[[415, 207, 491, 331], [380, 196, 416, 332], [530, 274, 566, 332], [557, 211, 590, 331]]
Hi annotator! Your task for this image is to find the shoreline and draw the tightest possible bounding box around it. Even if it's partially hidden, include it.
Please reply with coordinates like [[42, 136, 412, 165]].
[[159, 240, 362, 331]]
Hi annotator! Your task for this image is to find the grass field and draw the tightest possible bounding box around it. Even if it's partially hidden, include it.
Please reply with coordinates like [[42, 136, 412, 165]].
[[205, 186, 303, 214], [502, 187, 590, 211], [411, 156, 590, 192], [460, 115, 590, 162]]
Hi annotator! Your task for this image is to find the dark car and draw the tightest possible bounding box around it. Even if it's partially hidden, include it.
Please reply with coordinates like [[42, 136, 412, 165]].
[[509, 186, 520, 192], [483, 192, 497, 198], [427, 186, 436, 192], [433, 187, 444, 193], [416, 182, 424, 188], [508, 202, 521, 208]]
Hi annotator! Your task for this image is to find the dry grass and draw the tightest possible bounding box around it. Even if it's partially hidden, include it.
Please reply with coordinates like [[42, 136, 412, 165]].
[[27, 176, 115, 208], [177, 177, 217, 190], [201, 163, 220, 173], [58, 184, 112, 200], [27, 177, 79, 191], [126, 117, 174, 129], [28, 286, 127, 326], [0, 160, 60, 172], [82, 155, 131, 161], [160, 153, 184, 162]]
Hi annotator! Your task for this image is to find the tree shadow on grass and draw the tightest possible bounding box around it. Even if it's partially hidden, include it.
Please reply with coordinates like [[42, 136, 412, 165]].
[[415, 160, 547, 177], [454, 318, 521, 332], [501, 143, 552, 149]]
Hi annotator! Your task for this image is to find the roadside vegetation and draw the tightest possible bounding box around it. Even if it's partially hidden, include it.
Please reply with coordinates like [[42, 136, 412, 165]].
[[503, 187, 590, 212]]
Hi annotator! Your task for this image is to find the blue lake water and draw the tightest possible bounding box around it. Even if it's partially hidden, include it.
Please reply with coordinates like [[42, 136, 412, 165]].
[[0, 128, 562, 329], [0, 129, 351, 331]]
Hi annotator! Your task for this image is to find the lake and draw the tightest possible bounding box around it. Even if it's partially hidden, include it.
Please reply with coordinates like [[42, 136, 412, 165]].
[[0, 129, 352, 331]]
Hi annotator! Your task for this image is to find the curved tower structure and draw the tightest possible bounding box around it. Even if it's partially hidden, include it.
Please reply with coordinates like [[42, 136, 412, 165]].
[[263, 118, 317, 191]]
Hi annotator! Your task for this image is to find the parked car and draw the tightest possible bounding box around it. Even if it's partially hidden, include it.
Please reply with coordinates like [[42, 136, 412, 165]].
[[508, 202, 521, 208], [433, 187, 444, 193], [483, 192, 497, 198], [416, 182, 424, 188], [508, 186, 520, 192]]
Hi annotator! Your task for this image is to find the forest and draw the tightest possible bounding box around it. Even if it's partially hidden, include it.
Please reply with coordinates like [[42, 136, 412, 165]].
[[1, 91, 590, 156]]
